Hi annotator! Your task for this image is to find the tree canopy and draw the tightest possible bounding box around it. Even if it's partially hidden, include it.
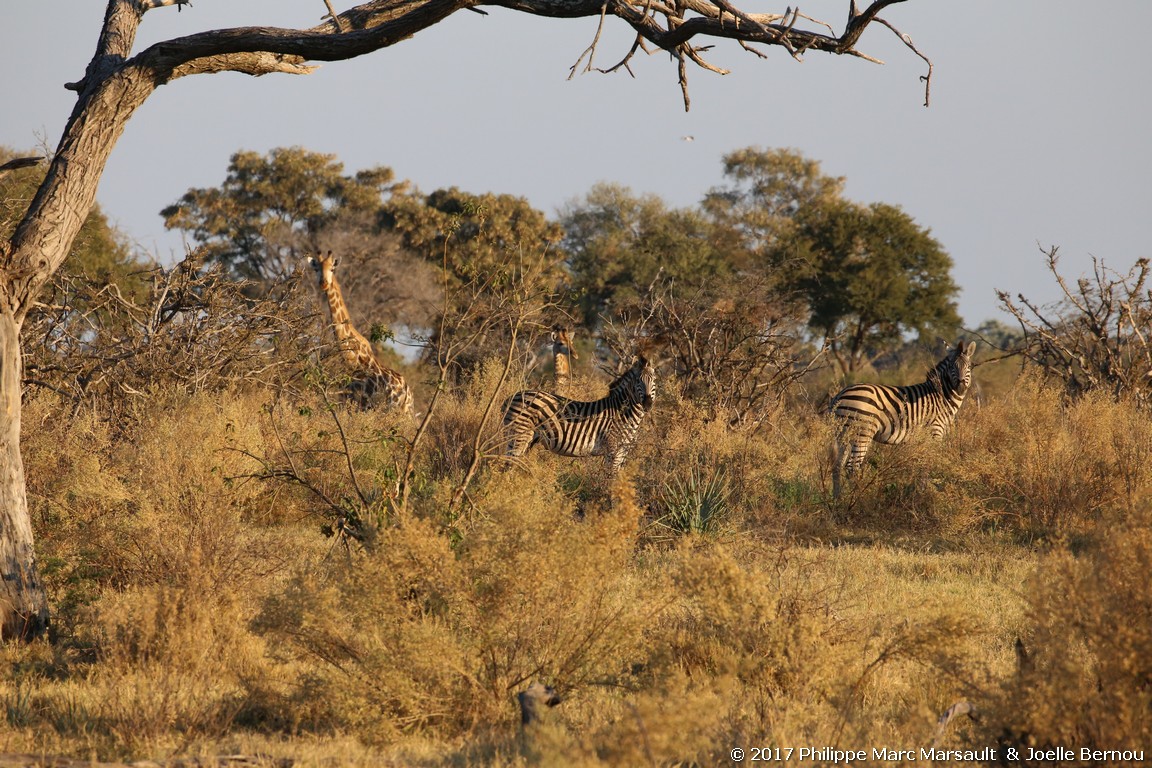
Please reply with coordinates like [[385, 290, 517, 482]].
[[383, 185, 563, 288], [785, 200, 961, 373], [559, 148, 961, 374], [702, 147, 846, 267], [161, 147, 397, 284], [560, 183, 730, 327]]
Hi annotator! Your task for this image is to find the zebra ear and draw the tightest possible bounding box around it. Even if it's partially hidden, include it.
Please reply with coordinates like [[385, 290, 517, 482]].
[[964, 341, 976, 358]]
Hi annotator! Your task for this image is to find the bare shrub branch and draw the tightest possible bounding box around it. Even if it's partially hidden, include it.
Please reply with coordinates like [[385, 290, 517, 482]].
[[604, 275, 821, 430], [24, 251, 323, 423], [998, 246, 1152, 408]]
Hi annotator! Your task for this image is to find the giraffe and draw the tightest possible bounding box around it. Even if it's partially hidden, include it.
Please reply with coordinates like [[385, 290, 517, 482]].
[[550, 324, 578, 390], [307, 251, 414, 415]]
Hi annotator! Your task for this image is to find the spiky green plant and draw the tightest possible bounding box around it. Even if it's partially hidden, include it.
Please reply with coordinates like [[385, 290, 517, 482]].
[[651, 464, 732, 538]]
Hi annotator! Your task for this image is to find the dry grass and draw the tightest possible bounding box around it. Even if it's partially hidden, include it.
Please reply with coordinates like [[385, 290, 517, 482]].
[[6, 364, 1150, 765]]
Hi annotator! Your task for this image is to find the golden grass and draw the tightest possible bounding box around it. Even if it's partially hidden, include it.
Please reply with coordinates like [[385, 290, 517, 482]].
[[6, 368, 1150, 765]]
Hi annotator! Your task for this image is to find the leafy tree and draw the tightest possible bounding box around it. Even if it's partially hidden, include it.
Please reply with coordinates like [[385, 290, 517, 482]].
[[785, 200, 961, 374], [1, 0, 927, 640], [2, 148, 145, 290], [702, 147, 845, 267], [162, 147, 396, 284], [381, 187, 565, 376], [165, 148, 564, 374], [700, 147, 961, 374], [560, 183, 731, 327], [383, 186, 563, 288]]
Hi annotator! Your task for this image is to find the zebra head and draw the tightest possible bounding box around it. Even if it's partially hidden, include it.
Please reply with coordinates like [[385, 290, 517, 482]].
[[941, 340, 977, 393], [611, 356, 656, 411]]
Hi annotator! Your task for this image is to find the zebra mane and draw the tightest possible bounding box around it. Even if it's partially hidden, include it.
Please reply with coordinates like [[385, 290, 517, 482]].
[[925, 365, 945, 395], [608, 356, 647, 391]]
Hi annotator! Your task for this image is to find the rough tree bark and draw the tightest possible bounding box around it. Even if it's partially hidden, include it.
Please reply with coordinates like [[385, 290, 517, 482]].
[[0, 0, 924, 640]]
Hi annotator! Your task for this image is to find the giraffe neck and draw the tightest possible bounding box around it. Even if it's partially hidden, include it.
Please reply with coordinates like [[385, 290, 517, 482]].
[[313, 255, 414, 415], [554, 349, 571, 387], [552, 330, 575, 388], [321, 272, 379, 374]]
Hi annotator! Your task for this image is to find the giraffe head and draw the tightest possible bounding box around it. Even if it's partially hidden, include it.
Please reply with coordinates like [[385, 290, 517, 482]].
[[550, 325, 578, 361], [307, 251, 338, 293], [550, 324, 578, 386]]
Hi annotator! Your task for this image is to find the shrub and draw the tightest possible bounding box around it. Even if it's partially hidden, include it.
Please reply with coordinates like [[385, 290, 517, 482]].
[[957, 376, 1152, 535], [976, 503, 1152, 759], [253, 471, 653, 745], [650, 463, 733, 539]]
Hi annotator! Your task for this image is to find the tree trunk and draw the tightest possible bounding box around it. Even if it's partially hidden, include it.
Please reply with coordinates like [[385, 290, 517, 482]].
[[0, 303, 47, 640]]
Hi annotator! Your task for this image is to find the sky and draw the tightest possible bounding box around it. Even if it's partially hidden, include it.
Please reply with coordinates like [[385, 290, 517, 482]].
[[2, 1, 1149, 327]]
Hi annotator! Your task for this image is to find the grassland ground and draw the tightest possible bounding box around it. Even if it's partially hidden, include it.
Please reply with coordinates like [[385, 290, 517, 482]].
[[3, 368, 1149, 766]]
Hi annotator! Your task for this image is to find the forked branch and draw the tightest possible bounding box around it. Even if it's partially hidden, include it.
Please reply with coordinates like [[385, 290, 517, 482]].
[[550, 0, 925, 109]]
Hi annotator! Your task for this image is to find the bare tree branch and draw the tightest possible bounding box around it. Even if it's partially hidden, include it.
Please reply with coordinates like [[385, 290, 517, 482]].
[[322, 0, 347, 32], [0, 157, 44, 179], [998, 246, 1152, 407], [871, 16, 932, 105]]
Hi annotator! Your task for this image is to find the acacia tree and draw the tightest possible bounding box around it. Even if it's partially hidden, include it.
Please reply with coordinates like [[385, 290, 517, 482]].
[[0, 0, 926, 640], [701, 147, 846, 266], [785, 200, 960, 374]]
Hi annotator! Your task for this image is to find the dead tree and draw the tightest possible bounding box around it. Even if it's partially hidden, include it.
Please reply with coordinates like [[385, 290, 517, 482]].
[[998, 247, 1152, 408], [1, 0, 927, 640]]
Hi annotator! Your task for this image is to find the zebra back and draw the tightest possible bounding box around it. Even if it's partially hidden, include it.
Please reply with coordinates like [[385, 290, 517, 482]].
[[502, 356, 656, 473]]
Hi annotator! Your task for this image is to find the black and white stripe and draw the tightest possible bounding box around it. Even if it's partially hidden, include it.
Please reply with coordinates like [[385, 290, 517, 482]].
[[503, 356, 656, 476], [831, 340, 976, 496]]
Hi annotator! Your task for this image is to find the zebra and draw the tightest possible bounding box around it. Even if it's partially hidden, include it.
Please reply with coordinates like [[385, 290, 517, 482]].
[[830, 340, 977, 497], [502, 356, 656, 477]]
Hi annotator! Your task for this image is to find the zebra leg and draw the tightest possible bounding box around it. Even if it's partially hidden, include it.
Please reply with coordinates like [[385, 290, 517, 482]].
[[834, 436, 872, 497], [504, 425, 536, 458], [607, 449, 627, 480], [832, 442, 845, 499], [506, 435, 529, 458], [844, 437, 872, 478]]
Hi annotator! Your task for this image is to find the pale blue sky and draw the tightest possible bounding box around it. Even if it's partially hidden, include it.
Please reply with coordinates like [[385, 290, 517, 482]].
[[2, 1, 1149, 326]]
